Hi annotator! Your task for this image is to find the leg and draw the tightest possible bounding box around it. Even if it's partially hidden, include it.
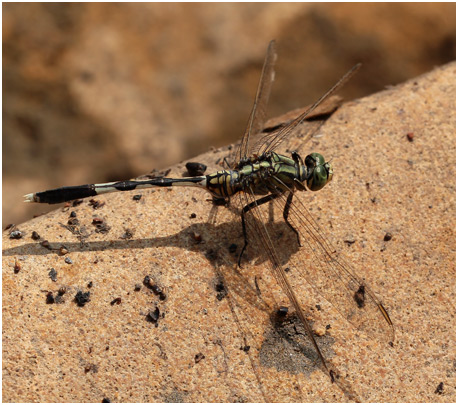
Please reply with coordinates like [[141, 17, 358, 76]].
[[283, 192, 301, 246], [222, 156, 232, 170], [238, 194, 278, 267]]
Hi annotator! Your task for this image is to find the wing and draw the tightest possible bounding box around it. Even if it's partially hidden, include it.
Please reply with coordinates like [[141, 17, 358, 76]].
[[233, 40, 277, 165], [235, 186, 335, 379], [269, 180, 395, 344], [255, 63, 361, 157]]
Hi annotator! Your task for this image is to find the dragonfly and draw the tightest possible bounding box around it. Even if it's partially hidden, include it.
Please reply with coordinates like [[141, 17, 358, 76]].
[[24, 40, 394, 386]]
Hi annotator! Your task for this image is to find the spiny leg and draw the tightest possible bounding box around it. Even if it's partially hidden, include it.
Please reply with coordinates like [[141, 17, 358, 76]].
[[283, 191, 301, 246], [238, 194, 279, 267]]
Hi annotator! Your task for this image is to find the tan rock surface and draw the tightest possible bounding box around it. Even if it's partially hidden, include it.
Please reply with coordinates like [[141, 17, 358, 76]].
[[3, 62, 455, 402]]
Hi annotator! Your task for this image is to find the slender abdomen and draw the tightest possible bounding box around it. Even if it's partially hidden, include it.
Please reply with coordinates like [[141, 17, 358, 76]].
[[24, 177, 208, 204]]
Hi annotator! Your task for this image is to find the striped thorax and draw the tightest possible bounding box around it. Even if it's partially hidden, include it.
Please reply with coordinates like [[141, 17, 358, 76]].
[[204, 151, 333, 199]]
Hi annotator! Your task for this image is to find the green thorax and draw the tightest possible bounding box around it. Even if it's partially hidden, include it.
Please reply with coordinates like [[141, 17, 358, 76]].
[[236, 151, 333, 195], [237, 152, 305, 195], [205, 151, 332, 199]]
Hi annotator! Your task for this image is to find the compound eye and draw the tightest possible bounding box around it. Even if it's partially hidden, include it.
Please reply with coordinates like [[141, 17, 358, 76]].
[[305, 153, 333, 191], [305, 152, 325, 169]]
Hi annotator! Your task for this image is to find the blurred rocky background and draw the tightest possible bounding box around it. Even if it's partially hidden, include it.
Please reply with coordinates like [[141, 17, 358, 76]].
[[3, 3, 455, 226]]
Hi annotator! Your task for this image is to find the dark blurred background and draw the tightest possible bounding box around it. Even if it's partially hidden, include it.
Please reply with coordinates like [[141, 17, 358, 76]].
[[3, 3, 456, 226]]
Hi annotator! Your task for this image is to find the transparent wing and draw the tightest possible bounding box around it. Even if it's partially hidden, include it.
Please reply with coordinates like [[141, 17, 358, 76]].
[[241, 95, 343, 167], [262, 95, 343, 133], [269, 178, 395, 343], [235, 186, 335, 378], [231, 40, 277, 166], [255, 63, 361, 157]]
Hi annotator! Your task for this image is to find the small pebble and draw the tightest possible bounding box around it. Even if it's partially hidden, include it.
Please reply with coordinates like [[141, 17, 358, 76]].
[[13, 262, 21, 273], [46, 292, 55, 304], [384, 232, 393, 241], [9, 230, 23, 239], [48, 268, 58, 282], [31, 231, 40, 240], [75, 291, 91, 307]]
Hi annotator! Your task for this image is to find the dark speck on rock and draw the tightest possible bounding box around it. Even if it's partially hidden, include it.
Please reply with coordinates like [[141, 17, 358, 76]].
[[75, 291, 91, 307]]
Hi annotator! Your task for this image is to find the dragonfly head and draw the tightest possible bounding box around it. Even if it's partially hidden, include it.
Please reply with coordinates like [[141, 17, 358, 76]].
[[305, 152, 333, 191]]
